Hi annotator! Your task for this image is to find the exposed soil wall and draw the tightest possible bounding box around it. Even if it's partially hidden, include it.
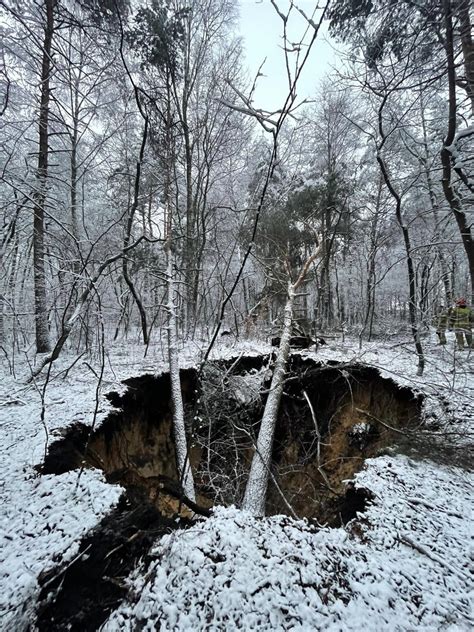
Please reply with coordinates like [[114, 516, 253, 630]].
[[43, 369, 199, 514], [42, 355, 421, 524], [36, 354, 422, 630], [267, 356, 421, 524]]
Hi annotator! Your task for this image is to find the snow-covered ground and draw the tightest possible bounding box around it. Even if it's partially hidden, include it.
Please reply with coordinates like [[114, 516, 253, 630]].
[[0, 333, 473, 630], [105, 455, 472, 631]]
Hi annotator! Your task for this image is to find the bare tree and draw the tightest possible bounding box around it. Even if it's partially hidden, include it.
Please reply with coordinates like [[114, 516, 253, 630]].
[[440, 0, 474, 303], [32, 0, 56, 353], [329, 0, 474, 302], [163, 87, 196, 501], [242, 248, 320, 516]]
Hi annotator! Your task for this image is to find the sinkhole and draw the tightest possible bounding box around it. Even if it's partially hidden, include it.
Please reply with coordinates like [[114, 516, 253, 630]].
[[36, 354, 422, 631], [42, 354, 422, 523]]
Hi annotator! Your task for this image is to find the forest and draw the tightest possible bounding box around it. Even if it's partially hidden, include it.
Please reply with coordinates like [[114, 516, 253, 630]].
[[0, 0, 473, 630]]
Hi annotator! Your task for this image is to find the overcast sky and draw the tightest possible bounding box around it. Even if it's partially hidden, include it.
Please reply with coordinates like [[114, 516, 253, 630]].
[[238, 0, 338, 113]]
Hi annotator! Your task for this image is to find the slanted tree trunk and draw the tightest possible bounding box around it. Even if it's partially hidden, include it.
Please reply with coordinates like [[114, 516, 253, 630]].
[[33, 0, 55, 354], [242, 250, 320, 516], [165, 242, 195, 502], [242, 280, 294, 516]]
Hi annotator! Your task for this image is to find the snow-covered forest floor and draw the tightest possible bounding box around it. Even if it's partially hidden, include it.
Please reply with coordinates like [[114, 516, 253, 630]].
[[1, 333, 473, 631]]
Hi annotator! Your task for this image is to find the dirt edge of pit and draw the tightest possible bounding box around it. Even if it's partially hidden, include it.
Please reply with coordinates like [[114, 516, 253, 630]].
[[33, 354, 424, 631]]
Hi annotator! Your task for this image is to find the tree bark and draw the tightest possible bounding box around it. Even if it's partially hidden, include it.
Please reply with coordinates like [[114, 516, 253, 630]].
[[165, 243, 196, 502], [442, 0, 474, 303], [242, 250, 320, 516], [33, 0, 55, 353], [242, 280, 295, 517]]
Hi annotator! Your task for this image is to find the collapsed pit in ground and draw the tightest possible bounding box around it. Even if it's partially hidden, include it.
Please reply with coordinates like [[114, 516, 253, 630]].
[[42, 354, 422, 524], [37, 354, 422, 630]]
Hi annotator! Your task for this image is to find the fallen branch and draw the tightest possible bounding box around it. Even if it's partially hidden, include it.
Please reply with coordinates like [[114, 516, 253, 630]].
[[405, 497, 464, 519], [104, 532, 140, 561], [40, 544, 92, 589], [155, 476, 212, 518], [400, 534, 471, 582]]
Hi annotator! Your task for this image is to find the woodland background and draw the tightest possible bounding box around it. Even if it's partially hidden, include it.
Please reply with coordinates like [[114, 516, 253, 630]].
[[0, 0, 473, 372]]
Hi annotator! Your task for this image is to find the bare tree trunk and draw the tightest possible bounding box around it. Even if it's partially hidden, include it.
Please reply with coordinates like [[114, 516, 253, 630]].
[[442, 0, 474, 303], [0, 198, 22, 346], [242, 250, 320, 516], [419, 261, 431, 321], [33, 0, 55, 353], [164, 90, 195, 501], [242, 280, 295, 516], [165, 244, 195, 501]]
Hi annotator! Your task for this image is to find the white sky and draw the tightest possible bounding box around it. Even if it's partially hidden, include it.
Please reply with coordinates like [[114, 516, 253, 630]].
[[238, 0, 338, 113]]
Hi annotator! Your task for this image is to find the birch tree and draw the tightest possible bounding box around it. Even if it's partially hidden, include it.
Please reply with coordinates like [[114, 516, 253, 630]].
[[242, 249, 320, 516], [163, 87, 196, 501], [126, 2, 197, 499]]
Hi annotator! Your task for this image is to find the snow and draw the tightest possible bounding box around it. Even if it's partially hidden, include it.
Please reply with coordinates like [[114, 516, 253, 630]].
[[445, 124, 474, 174], [0, 470, 121, 630], [0, 333, 473, 630], [0, 366, 124, 629], [105, 456, 473, 631], [445, 124, 474, 153]]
